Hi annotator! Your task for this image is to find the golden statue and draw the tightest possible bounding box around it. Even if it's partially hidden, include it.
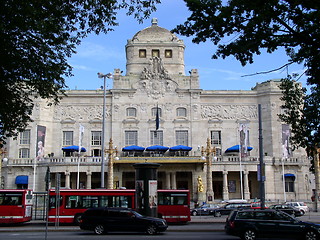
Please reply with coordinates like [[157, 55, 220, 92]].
[[197, 176, 204, 192]]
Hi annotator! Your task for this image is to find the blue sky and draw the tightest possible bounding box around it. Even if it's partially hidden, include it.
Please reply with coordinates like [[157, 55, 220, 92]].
[[67, 0, 307, 91]]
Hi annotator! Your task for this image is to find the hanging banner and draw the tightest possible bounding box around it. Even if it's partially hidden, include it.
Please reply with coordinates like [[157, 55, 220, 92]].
[[282, 124, 291, 159], [239, 123, 249, 157], [36, 125, 46, 160]]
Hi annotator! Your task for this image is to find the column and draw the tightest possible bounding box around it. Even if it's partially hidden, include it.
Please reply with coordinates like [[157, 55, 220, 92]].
[[171, 172, 177, 189], [65, 171, 70, 189], [244, 170, 250, 200], [165, 172, 171, 189], [86, 171, 92, 189], [223, 171, 229, 201]]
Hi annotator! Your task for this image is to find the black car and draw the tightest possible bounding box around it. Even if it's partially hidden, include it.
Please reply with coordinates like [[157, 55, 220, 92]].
[[191, 204, 220, 216], [79, 207, 168, 235], [269, 204, 303, 217], [225, 209, 320, 240], [211, 202, 252, 217]]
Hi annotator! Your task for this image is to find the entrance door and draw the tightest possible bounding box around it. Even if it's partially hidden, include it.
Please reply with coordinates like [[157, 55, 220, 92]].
[[213, 181, 223, 199]]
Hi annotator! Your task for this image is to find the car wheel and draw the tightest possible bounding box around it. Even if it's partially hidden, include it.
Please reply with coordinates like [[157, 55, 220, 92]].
[[214, 211, 221, 217], [192, 211, 198, 216], [241, 229, 256, 240], [300, 210, 305, 215], [94, 224, 106, 235], [305, 230, 318, 240], [73, 213, 82, 225], [146, 224, 157, 235]]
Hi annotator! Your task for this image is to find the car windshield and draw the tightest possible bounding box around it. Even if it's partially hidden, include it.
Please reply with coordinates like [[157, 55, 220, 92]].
[[132, 211, 143, 218]]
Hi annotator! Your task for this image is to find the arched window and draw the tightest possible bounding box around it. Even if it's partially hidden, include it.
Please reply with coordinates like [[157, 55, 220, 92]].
[[151, 107, 161, 117]]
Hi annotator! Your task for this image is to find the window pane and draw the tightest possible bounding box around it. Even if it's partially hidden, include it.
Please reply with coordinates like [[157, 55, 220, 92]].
[[63, 131, 73, 145], [91, 131, 102, 146], [19, 148, 30, 158], [20, 130, 30, 145], [139, 49, 146, 58], [165, 49, 172, 58], [176, 130, 188, 145], [211, 131, 221, 145], [126, 108, 136, 117], [152, 107, 161, 117], [151, 131, 163, 145], [125, 131, 138, 146], [177, 108, 187, 117], [152, 49, 159, 57]]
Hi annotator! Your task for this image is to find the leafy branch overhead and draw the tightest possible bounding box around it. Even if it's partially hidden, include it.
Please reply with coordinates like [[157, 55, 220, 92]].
[[173, 0, 320, 86], [0, 0, 160, 144]]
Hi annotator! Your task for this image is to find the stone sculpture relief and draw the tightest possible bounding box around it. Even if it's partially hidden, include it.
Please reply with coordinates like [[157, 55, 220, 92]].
[[53, 105, 110, 121], [136, 57, 178, 99], [201, 105, 258, 120]]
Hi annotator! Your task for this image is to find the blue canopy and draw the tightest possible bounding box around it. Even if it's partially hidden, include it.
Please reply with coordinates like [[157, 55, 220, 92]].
[[146, 145, 169, 151], [62, 145, 86, 152], [122, 145, 145, 152], [225, 145, 253, 153], [15, 175, 28, 185], [169, 145, 192, 151]]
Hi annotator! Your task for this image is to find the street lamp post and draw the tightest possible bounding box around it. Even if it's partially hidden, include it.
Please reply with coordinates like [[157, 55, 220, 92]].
[[201, 138, 216, 203], [97, 72, 112, 188]]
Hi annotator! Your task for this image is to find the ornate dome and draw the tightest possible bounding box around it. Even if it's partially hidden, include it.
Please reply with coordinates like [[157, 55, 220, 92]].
[[131, 18, 180, 43]]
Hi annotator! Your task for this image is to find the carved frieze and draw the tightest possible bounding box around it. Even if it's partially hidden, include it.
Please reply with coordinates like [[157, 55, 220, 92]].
[[54, 105, 110, 122], [201, 105, 258, 120]]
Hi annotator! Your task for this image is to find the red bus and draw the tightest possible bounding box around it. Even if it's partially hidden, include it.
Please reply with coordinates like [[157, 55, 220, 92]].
[[48, 189, 190, 224], [0, 189, 33, 224]]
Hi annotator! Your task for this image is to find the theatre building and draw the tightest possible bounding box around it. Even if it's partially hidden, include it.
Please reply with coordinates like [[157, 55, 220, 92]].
[[1, 19, 313, 204]]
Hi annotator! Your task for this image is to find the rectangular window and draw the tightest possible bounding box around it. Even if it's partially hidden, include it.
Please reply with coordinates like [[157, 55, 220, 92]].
[[165, 49, 172, 58], [211, 130, 221, 145], [150, 131, 163, 145], [125, 131, 138, 146], [176, 107, 187, 117], [176, 130, 188, 145], [126, 108, 137, 117], [63, 131, 73, 146], [139, 49, 146, 58], [285, 177, 295, 192], [91, 131, 102, 146], [152, 107, 161, 117], [19, 148, 30, 158], [20, 130, 31, 145], [152, 49, 160, 57]]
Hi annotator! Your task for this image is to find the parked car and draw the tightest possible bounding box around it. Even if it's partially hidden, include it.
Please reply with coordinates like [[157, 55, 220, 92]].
[[225, 209, 320, 240], [211, 202, 251, 217], [190, 204, 220, 216], [286, 202, 309, 215], [269, 204, 303, 217], [79, 207, 168, 235]]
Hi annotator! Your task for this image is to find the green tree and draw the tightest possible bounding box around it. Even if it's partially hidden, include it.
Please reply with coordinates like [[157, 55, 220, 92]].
[[173, 0, 319, 86], [0, 0, 160, 144], [174, 0, 320, 205]]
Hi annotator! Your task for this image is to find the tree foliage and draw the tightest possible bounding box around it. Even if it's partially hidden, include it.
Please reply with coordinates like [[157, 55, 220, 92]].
[[0, 0, 160, 144], [279, 78, 320, 172], [173, 0, 320, 86], [173, 0, 320, 168]]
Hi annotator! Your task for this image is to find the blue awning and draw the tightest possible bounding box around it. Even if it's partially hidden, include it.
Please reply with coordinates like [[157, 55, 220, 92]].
[[122, 145, 145, 152], [62, 145, 86, 152], [169, 145, 192, 151], [15, 175, 28, 185], [284, 173, 295, 178], [146, 145, 169, 151], [225, 145, 253, 153]]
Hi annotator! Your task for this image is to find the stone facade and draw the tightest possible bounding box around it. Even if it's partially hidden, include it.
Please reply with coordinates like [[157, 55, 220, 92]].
[[1, 19, 313, 204]]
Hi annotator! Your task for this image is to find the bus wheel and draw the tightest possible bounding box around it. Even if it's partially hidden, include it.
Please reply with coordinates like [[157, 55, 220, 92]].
[[74, 214, 82, 225]]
